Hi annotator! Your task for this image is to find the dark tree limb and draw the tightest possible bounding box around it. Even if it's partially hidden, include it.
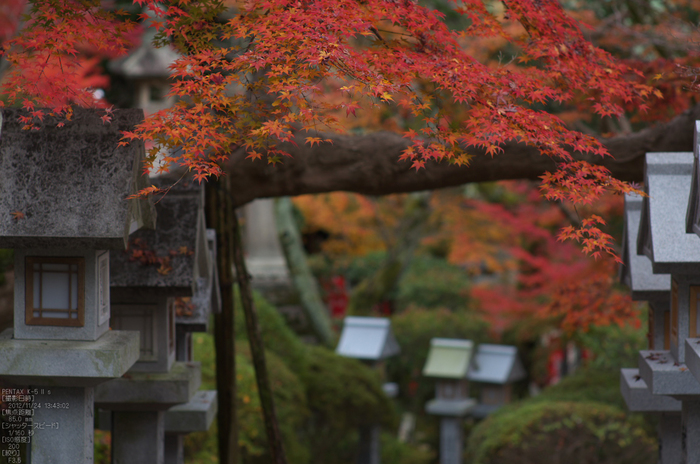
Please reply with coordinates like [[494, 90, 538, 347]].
[[231, 207, 288, 464], [226, 102, 700, 205], [206, 178, 239, 464]]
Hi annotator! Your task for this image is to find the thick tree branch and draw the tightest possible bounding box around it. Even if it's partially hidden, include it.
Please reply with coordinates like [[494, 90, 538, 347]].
[[226, 102, 700, 205]]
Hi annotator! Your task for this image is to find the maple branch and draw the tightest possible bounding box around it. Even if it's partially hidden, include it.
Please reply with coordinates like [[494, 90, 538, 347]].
[[225, 102, 700, 205]]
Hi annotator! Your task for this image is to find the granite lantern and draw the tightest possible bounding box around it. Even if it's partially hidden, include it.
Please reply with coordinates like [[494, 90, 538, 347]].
[[0, 108, 150, 463], [634, 149, 700, 464], [423, 338, 476, 464], [336, 316, 401, 464], [108, 9, 181, 115], [619, 192, 681, 464], [467, 344, 525, 418], [96, 177, 210, 464], [164, 228, 220, 464]]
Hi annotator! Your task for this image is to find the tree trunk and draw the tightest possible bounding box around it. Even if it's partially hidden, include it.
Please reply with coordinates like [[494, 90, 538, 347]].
[[224, 102, 700, 206], [206, 179, 238, 464], [274, 197, 335, 347], [231, 208, 288, 464]]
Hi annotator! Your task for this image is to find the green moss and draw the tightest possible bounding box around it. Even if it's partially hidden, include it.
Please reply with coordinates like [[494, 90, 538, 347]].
[[532, 367, 627, 410], [466, 401, 656, 464], [189, 288, 407, 464], [187, 334, 310, 464], [234, 289, 308, 376], [298, 345, 395, 464]]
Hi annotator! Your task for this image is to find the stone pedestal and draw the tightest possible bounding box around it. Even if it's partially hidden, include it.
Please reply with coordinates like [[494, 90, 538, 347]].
[[0, 329, 139, 464], [112, 411, 165, 464], [95, 363, 200, 464], [620, 368, 681, 412], [95, 362, 200, 410], [425, 399, 474, 464], [163, 390, 217, 464], [659, 412, 681, 464], [439, 418, 462, 464], [28, 387, 95, 464], [357, 424, 380, 464], [638, 351, 700, 396]]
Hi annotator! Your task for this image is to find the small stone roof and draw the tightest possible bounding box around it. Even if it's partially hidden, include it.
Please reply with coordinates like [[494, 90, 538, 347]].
[[423, 338, 473, 379], [637, 152, 700, 274], [620, 193, 670, 301], [336, 316, 400, 361], [0, 108, 154, 249], [467, 344, 526, 385], [110, 177, 209, 294]]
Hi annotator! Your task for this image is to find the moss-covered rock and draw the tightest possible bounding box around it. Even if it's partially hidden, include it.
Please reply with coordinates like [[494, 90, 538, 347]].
[[466, 400, 656, 464], [531, 367, 627, 411]]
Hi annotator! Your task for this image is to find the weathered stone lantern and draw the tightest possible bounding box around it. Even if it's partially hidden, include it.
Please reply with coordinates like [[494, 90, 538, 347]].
[[165, 228, 220, 464], [619, 192, 682, 464], [0, 108, 150, 463], [108, 9, 181, 115], [336, 316, 400, 464], [634, 149, 700, 464], [467, 344, 525, 418], [423, 338, 476, 464], [96, 177, 211, 464]]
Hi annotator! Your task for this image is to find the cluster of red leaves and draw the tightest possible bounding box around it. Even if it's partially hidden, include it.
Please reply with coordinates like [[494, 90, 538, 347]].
[[435, 182, 637, 334], [1, 0, 663, 257], [540, 161, 642, 260], [172, 296, 194, 317], [127, 0, 651, 257], [542, 267, 640, 334], [126, 237, 194, 276], [0, 0, 137, 116]]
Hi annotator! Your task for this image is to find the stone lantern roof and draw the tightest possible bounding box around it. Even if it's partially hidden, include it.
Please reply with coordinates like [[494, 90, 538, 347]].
[[620, 193, 670, 301], [336, 316, 400, 361], [0, 108, 154, 249], [110, 176, 211, 297], [422, 338, 473, 379], [467, 344, 526, 385], [637, 152, 700, 274]]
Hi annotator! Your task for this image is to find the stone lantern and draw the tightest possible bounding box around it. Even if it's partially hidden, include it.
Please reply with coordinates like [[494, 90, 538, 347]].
[[108, 9, 181, 115], [95, 176, 213, 464], [423, 338, 476, 464], [336, 316, 400, 464], [619, 192, 681, 464], [165, 229, 220, 464], [634, 149, 700, 464], [0, 108, 150, 463], [467, 344, 525, 418]]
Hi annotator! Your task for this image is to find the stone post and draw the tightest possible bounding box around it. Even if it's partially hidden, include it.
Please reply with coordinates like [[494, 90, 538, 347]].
[[659, 412, 681, 464], [112, 411, 165, 464], [439, 417, 462, 464], [29, 387, 95, 464]]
